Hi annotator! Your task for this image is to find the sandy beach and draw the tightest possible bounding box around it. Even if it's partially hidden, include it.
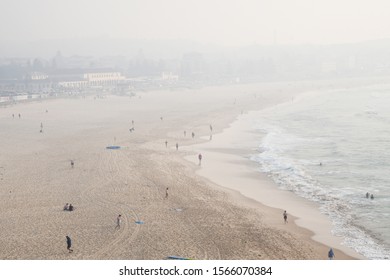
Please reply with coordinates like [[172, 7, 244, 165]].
[[1, 79, 376, 260]]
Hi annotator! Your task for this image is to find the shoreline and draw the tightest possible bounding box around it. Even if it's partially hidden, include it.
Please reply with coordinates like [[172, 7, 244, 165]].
[[1, 78, 386, 259], [181, 99, 364, 260]]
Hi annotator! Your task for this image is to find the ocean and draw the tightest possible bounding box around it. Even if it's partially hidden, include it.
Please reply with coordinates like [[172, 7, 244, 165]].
[[250, 84, 390, 259]]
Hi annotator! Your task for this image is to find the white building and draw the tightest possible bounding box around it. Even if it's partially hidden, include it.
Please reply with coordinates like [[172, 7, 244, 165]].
[[83, 72, 125, 86]]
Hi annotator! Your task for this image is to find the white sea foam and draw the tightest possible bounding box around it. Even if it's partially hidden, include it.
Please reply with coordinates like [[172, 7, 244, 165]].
[[249, 84, 390, 259]]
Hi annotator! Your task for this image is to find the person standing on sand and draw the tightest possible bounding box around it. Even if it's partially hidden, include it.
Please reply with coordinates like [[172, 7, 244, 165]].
[[176, 143, 179, 150], [328, 248, 335, 260], [66, 236, 73, 253], [116, 214, 122, 229], [165, 140, 168, 148], [198, 153, 202, 166], [165, 187, 169, 199], [283, 210, 288, 224], [184, 131, 186, 137], [192, 132, 195, 139]]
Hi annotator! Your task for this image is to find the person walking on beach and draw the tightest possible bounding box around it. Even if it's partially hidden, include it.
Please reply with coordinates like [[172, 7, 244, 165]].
[[198, 153, 202, 166], [328, 248, 335, 260], [66, 236, 73, 253], [184, 131, 186, 137], [165, 187, 169, 199], [191, 132, 195, 139], [70, 160, 74, 168], [176, 143, 179, 150], [165, 140, 168, 148], [116, 214, 122, 229], [283, 210, 288, 224]]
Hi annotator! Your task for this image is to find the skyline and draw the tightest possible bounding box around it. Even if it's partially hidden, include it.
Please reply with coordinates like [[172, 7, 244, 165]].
[[1, 0, 390, 58]]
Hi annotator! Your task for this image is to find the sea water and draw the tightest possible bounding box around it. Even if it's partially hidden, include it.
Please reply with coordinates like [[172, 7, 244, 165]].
[[250, 84, 390, 259]]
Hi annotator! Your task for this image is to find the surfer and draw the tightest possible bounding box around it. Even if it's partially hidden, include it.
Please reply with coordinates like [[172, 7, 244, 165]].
[[370, 194, 374, 200], [366, 192, 370, 198]]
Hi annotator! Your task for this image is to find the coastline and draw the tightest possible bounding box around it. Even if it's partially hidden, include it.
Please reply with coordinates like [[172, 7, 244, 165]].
[[1, 79, 385, 259], [182, 110, 363, 259]]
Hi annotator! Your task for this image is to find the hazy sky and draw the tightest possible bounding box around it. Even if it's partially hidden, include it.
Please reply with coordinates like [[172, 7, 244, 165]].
[[1, 0, 390, 47]]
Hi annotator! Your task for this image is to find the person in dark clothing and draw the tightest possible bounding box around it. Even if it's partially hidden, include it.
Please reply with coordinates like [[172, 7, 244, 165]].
[[328, 248, 335, 260], [283, 210, 288, 224], [66, 236, 73, 253]]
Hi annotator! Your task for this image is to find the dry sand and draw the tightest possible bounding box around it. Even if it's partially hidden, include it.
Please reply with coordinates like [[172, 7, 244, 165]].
[[0, 80, 375, 260]]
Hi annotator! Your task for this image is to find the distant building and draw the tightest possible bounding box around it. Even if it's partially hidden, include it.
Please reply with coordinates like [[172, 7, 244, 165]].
[[161, 72, 179, 81], [26, 72, 49, 80], [84, 71, 125, 86]]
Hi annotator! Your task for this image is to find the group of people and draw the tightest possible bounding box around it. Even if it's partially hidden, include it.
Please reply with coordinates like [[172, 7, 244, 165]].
[[63, 203, 74, 211], [366, 192, 374, 199], [164, 124, 214, 153]]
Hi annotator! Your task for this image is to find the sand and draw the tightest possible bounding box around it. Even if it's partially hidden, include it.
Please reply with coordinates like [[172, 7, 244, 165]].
[[0, 80, 374, 260]]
